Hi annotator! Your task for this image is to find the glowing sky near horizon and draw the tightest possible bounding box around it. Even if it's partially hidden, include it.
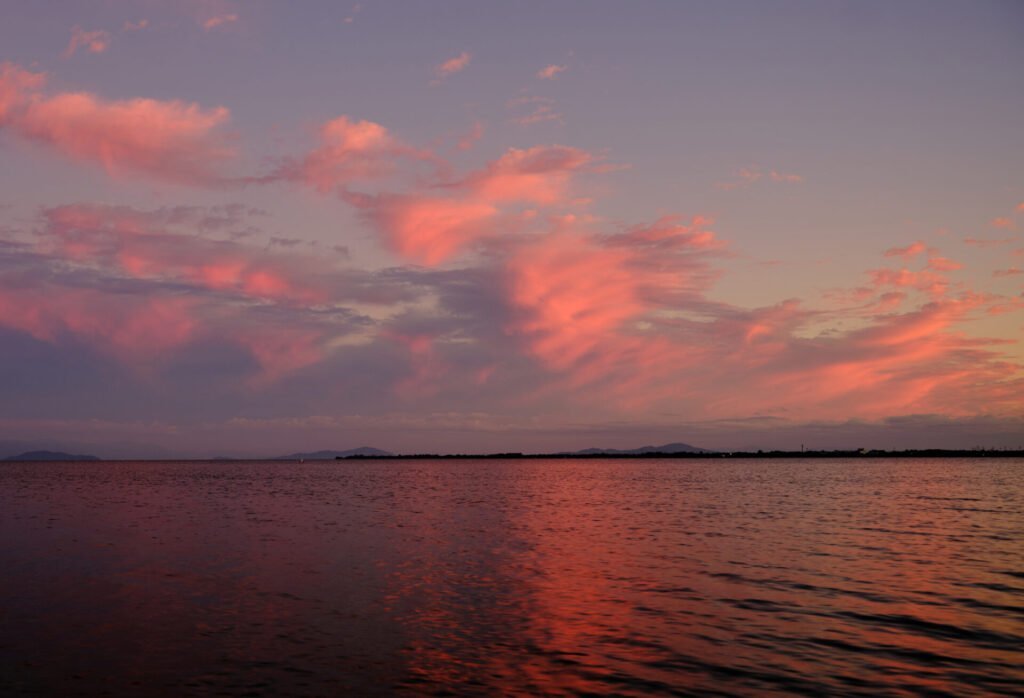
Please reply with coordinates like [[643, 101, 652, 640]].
[[1, 1, 1022, 457]]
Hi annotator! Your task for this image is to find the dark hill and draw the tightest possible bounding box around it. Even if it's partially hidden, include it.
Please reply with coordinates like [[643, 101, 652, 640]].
[[4, 450, 101, 461]]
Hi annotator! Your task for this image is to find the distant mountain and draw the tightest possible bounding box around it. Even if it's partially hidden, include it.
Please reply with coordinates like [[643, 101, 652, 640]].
[[274, 447, 393, 460], [3, 450, 101, 462], [569, 442, 710, 455]]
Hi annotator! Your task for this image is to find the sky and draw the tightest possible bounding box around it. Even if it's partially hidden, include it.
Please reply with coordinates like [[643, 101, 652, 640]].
[[1, 0, 1023, 457]]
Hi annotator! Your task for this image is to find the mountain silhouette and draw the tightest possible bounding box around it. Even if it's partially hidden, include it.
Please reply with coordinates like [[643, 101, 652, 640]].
[[569, 442, 708, 455], [3, 450, 101, 461]]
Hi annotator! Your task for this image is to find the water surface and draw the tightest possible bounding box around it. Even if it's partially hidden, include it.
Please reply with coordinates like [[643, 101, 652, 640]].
[[1, 458, 1022, 695]]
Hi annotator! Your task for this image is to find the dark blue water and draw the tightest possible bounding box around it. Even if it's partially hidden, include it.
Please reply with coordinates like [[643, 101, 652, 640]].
[[1, 458, 1022, 695]]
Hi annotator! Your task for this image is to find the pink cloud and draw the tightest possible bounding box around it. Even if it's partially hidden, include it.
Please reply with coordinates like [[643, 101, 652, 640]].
[[503, 217, 724, 394], [0, 277, 331, 384], [333, 140, 601, 265], [0, 63, 45, 121], [202, 14, 239, 31], [435, 52, 470, 79], [536, 64, 567, 80], [123, 19, 149, 32], [769, 170, 803, 183], [0, 202, 399, 383], [505, 232, 649, 373], [233, 323, 326, 387], [270, 115, 444, 193], [466, 145, 593, 205], [991, 217, 1015, 230], [289, 116, 397, 191], [0, 284, 197, 363], [40, 204, 327, 305], [884, 241, 928, 258], [63, 27, 111, 58], [353, 194, 498, 265], [0, 63, 232, 185], [491, 206, 1021, 419]]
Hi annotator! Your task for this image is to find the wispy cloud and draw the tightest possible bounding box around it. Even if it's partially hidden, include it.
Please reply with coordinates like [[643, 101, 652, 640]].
[[456, 120, 484, 151], [433, 52, 471, 82], [964, 236, 1014, 247], [507, 95, 562, 126], [717, 166, 803, 190], [769, 170, 803, 183], [537, 64, 567, 80], [343, 4, 362, 24], [266, 114, 441, 192], [202, 14, 239, 31], [63, 27, 111, 58]]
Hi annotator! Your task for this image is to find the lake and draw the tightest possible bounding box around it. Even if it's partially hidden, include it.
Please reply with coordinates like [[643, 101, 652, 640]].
[[1, 458, 1022, 695]]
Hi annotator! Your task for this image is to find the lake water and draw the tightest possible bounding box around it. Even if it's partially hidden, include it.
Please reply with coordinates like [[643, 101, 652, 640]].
[[1, 458, 1022, 696]]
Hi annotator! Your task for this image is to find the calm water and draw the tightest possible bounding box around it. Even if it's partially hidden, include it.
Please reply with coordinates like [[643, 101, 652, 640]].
[[1, 458, 1022, 696]]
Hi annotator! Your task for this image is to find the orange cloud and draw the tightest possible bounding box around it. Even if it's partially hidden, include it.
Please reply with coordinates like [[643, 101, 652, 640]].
[[536, 64, 567, 80], [0, 63, 232, 185], [869, 268, 949, 297], [63, 27, 111, 58], [993, 267, 1022, 278], [927, 256, 962, 272], [991, 217, 1015, 230], [884, 241, 927, 258]]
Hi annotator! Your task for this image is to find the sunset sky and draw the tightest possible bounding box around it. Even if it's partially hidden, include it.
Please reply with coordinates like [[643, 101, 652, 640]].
[[1, 1, 1022, 457]]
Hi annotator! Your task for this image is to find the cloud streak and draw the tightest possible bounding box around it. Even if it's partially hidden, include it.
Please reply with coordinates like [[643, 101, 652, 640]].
[[433, 52, 470, 83]]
